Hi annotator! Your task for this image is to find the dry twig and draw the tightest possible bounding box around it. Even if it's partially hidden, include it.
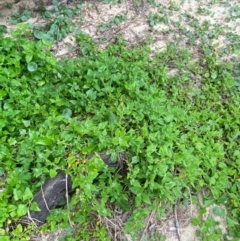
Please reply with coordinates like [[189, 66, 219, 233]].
[[41, 185, 50, 212], [65, 173, 73, 228], [174, 199, 182, 241], [140, 209, 154, 241]]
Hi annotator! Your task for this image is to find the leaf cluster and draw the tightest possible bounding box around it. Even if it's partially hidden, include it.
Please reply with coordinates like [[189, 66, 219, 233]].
[[34, 1, 81, 43], [99, 14, 127, 33], [0, 31, 240, 240]]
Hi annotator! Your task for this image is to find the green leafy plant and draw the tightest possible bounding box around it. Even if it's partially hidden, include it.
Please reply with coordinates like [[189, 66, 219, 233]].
[[148, 12, 168, 29], [0, 2, 240, 238], [0, 24, 7, 37], [11, 10, 32, 24], [32, 1, 80, 43], [99, 14, 127, 32]]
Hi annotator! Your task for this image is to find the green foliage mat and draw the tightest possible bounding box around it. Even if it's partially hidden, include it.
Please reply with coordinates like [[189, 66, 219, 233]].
[[0, 30, 239, 240]]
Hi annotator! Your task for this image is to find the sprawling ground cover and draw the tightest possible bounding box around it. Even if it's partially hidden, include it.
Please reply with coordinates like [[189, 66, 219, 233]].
[[0, 0, 239, 240]]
